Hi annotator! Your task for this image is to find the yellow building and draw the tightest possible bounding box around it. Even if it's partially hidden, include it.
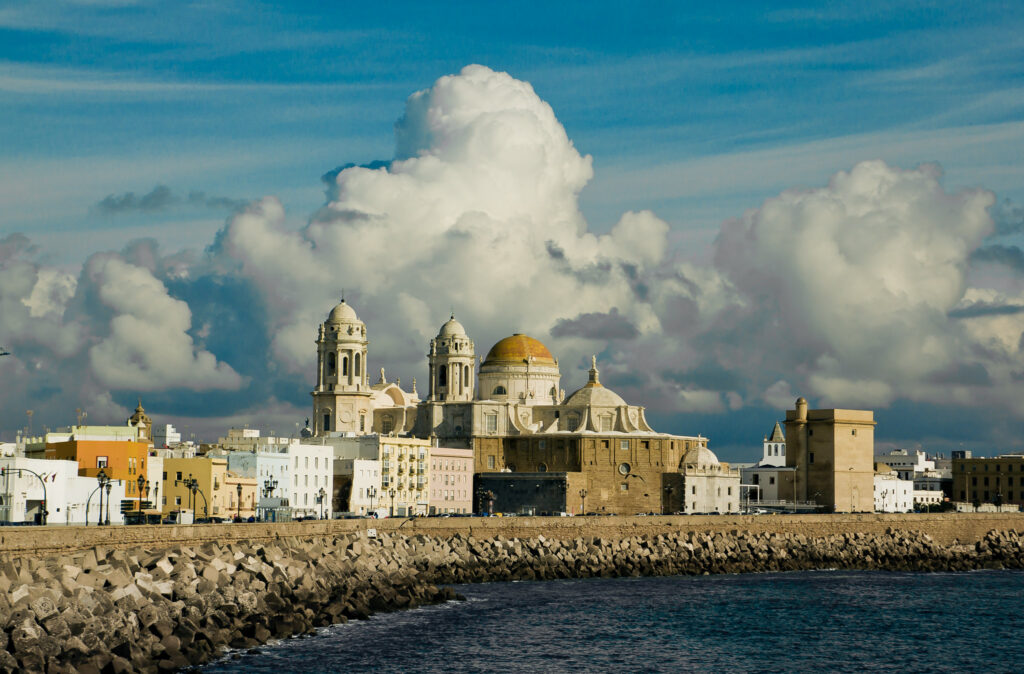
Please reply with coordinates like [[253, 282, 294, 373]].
[[784, 397, 875, 512], [162, 457, 231, 519]]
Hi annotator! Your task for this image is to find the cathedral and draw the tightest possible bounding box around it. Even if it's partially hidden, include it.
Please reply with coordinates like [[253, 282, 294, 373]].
[[311, 300, 740, 514]]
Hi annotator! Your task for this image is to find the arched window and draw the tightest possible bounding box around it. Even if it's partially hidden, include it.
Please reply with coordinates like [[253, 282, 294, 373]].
[[381, 415, 394, 434], [355, 352, 361, 376], [550, 386, 557, 400], [439, 366, 447, 387], [342, 356, 349, 376], [327, 352, 336, 375], [464, 365, 470, 387], [493, 385, 506, 395]]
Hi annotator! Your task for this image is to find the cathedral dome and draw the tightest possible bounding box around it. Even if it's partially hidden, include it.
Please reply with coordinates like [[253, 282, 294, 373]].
[[437, 315, 467, 338], [483, 334, 555, 365], [565, 383, 626, 408], [565, 356, 624, 407], [327, 300, 359, 324]]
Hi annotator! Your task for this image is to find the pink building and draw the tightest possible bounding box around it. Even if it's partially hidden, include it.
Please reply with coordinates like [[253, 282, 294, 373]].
[[429, 446, 473, 514]]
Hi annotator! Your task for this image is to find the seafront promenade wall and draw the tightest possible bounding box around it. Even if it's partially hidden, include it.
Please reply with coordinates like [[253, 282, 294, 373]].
[[3, 515, 1024, 672], [2, 512, 1022, 557]]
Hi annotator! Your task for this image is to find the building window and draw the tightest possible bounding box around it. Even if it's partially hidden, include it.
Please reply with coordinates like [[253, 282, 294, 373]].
[[327, 352, 336, 375], [176, 471, 182, 481], [752, 474, 760, 485], [355, 352, 361, 377], [175, 496, 181, 506], [852, 429, 857, 436], [323, 414, 331, 432], [809, 453, 814, 464], [485, 414, 497, 433], [487, 456, 495, 469], [769, 477, 775, 485], [342, 356, 348, 376], [691, 485, 696, 495], [620, 440, 629, 451], [620, 483, 628, 491], [808, 429, 813, 436], [382, 416, 394, 434], [492, 385, 505, 396], [618, 463, 631, 475], [537, 463, 547, 472], [96, 456, 108, 468]]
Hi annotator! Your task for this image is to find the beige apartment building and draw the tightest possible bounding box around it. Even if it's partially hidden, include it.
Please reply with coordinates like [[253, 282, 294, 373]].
[[428, 446, 473, 514]]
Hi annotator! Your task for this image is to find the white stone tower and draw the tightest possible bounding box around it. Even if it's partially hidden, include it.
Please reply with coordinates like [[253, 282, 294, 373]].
[[428, 315, 475, 402], [312, 299, 373, 434]]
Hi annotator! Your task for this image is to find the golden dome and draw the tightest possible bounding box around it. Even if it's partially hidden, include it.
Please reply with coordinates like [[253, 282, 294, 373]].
[[483, 334, 555, 364]]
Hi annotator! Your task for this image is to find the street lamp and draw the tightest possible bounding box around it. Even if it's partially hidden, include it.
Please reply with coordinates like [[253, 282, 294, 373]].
[[317, 487, 326, 519], [389, 488, 396, 517], [96, 469, 108, 526], [236, 483, 243, 521], [137, 475, 146, 512], [579, 488, 588, 515], [367, 485, 377, 515], [104, 481, 112, 525]]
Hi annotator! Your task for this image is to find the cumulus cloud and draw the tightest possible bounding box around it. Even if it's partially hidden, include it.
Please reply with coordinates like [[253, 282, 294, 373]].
[[213, 65, 667, 388]]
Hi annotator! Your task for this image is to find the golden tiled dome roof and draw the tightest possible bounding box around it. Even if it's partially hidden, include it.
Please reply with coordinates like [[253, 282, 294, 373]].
[[483, 334, 555, 364]]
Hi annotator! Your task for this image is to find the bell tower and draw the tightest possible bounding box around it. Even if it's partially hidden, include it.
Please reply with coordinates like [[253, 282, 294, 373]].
[[312, 299, 373, 435], [428, 315, 475, 402]]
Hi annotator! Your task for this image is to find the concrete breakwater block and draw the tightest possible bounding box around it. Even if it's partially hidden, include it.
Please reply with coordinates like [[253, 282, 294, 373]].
[[0, 528, 1022, 672]]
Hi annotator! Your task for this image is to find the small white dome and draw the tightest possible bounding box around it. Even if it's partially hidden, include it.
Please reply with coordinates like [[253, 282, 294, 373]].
[[327, 300, 358, 324], [438, 315, 467, 338], [683, 445, 720, 469]]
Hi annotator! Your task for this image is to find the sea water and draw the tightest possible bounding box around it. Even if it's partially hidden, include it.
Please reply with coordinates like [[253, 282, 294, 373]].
[[203, 570, 1024, 672]]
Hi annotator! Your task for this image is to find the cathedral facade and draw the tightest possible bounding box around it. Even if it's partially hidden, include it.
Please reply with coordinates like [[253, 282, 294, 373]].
[[311, 300, 740, 514]]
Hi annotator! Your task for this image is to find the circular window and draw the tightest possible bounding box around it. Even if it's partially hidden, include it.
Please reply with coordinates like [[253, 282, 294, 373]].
[[537, 463, 548, 472], [618, 463, 631, 475]]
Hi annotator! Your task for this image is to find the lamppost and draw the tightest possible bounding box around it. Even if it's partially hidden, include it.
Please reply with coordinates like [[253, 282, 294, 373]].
[[262, 477, 278, 521], [137, 475, 147, 512], [104, 480, 112, 525], [236, 483, 243, 521], [367, 485, 377, 515], [317, 487, 326, 519], [579, 488, 588, 515], [389, 488, 396, 517]]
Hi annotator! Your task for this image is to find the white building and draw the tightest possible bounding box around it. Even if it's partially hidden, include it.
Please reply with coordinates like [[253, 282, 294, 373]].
[[0, 456, 127, 525], [152, 424, 181, 449], [874, 449, 935, 481], [335, 458, 383, 515], [680, 446, 741, 514], [739, 422, 796, 505], [874, 463, 914, 513], [287, 441, 333, 519]]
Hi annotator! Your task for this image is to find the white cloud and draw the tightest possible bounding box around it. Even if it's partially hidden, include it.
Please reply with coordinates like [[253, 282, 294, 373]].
[[84, 255, 244, 391]]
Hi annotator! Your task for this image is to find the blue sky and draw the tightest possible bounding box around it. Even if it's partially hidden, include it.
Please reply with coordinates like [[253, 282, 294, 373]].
[[2, 1, 1023, 459]]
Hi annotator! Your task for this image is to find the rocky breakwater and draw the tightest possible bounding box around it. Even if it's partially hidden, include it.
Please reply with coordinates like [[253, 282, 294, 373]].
[[0, 534, 459, 673], [2, 527, 1024, 672]]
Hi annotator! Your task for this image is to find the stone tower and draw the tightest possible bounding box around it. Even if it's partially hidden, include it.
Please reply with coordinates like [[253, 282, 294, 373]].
[[312, 300, 373, 435], [428, 315, 475, 402]]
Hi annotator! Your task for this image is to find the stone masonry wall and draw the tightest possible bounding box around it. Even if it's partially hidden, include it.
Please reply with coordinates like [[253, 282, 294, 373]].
[[1, 522, 1024, 672], [2, 512, 1023, 559]]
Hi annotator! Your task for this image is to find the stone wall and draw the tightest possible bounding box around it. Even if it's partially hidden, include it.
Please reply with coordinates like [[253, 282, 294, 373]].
[[2, 526, 1024, 672], [2, 512, 1023, 558]]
